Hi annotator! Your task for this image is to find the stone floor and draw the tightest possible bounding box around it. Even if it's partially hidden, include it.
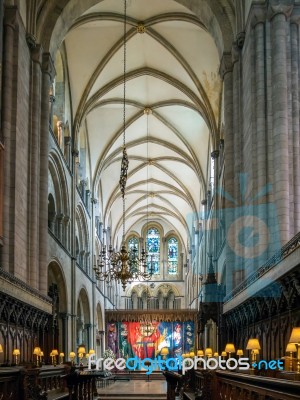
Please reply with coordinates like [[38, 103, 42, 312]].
[[97, 380, 167, 399]]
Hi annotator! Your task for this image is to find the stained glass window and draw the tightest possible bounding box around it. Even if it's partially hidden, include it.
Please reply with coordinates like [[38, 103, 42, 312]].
[[168, 237, 178, 274], [128, 236, 139, 271], [147, 228, 160, 274], [128, 236, 139, 253]]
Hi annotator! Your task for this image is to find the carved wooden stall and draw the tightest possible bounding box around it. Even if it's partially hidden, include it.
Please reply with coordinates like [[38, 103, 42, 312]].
[[0, 269, 53, 365], [223, 233, 300, 362]]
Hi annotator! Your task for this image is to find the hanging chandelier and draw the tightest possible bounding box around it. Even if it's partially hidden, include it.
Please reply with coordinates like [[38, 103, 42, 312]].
[[93, 0, 153, 291]]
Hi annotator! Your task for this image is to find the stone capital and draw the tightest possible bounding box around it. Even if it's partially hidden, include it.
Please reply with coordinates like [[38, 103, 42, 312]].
[[4, 6, 19, 30], [219, 53, 233, 79], [42, 53, 56, 82], [231, 43, 240, 65], [30, 44, 43, 64], [72, 149, 79, 157], [57, 213, 64, 223], [267, 0, 294, 21], [236, 32, 245, 49], [290, 8, 300, 24], [249, 5, 267, 28], [26, 33, 37, 50], [211, 150, 220, 159]]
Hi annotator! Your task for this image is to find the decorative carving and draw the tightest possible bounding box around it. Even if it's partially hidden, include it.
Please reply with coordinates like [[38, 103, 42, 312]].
[[211, 150, 219, 159], [42, 53, 56, 82], [105, 309, 197, 323], [236, 32, 245, 49], [137, 23, 146, 34], [268, 0, 294, 20], [26, 33, 37, 49], [219, 53, 233, 79]]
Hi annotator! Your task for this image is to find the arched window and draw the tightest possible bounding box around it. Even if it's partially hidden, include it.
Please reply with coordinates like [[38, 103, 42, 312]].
[[168, 237, 178, 274], [147, 227, 160, 274], [128, 236, 139, 252]]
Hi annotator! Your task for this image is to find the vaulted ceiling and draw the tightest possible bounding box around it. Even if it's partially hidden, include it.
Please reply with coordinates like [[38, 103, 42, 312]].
[[60, 0, 230, 247]]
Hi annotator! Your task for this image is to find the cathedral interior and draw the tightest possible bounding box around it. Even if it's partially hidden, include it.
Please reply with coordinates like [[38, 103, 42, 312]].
[[0, 0, 300, 399]]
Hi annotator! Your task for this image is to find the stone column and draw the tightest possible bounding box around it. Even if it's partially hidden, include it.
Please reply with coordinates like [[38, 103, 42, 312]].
[[253, 9, 268, 264], [49, 213, 57, 233], [162, 236, 166, 278], [290, 19, 300, 234], [63, 215, 70, 249], [220, 53, 234, 296], [57, 213, 64, 243], [1, 7, 18, 274], [49, 85, 55, 129], [64, 136, 71, 166], [39, 53, 55, 293], [269, 1, 293, 244], [28, 44, 42, 289]]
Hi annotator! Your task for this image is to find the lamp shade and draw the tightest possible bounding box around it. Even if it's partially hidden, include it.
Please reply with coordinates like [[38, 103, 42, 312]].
[[161, 347, 169, 356], [189, 351, 195, 357], [286, 343, 297, 353], [213, 352, 219, 357], [0, 344, 3, 353], [33, 347, 41, 355], [59, 352, 65, 357], [205, 348, 213, 356], [221, 351, 227, 357], [246, 338, 261, 350], [78, 346, 86, 354], [236, 349, 244, 356], [289, 327, 300, 344], [13, 349, 20, 356], [40, 352, 44, 357], [51, 349, 59, 356], [225, 343, 235, 353], [253, 349, 259, 355], [69, 351, 76, 358], [197, 350, 204, 356], [88, 349, 95, 355]]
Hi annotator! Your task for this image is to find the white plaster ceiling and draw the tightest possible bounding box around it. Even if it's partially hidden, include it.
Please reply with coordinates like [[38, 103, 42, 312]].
[[63, 0, 222, 248]]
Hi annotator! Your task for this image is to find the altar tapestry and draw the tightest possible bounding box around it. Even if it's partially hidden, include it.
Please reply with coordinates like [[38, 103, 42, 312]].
[[106, 320, 195, 359]]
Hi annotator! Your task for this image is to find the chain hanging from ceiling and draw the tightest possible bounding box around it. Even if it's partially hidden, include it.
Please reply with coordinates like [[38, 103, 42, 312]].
[[93, 0, 154, 291]]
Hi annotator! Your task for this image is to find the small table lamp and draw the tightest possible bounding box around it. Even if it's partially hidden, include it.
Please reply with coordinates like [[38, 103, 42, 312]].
[[286, 343, 297, 371], [78, 346, 86, 368], [189, 351, 195, 358], [289, 327, 300, 374], [225, 343, 236, 358], [13, 349, 20, 365], [0, 344, 3, 353], [197, 350, 204, 357], [69, 351, 76, 366], [33, 347, 41, 367], [59, 352, 65, 364], [51, 349, 58, 367], [87, 349, 95, 360], [205, 348, 213, 358], [237, 349, 244, 359], [246, 338, 261, 367], [221, 351, 227, 359]]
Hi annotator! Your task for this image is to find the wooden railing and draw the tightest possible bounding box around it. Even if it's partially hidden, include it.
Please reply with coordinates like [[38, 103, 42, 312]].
[[0, 367, 23, 400], [164, 370, 300, 400], [0, 365, 69, 400], [216, 371, 300, 400]]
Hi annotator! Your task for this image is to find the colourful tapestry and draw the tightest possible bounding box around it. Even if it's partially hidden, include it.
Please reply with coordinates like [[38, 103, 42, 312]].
[[106, 321, 194, 359]]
